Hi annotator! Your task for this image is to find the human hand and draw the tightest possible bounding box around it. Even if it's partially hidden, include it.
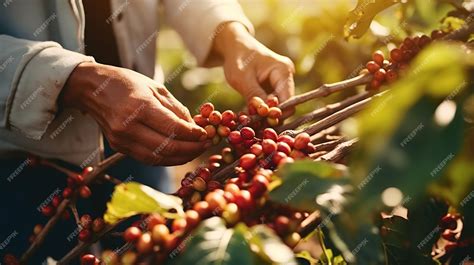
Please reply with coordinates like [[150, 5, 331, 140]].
[[213, 22, 295, 103], [62, 62, 208, 165]]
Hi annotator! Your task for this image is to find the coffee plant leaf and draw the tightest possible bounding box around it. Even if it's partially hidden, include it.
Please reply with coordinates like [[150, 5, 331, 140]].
[[104, 181, 184, 224], [269, 160, 350, 211], [344, 0, 400, 39], [248, 225, 298, 265], [172, 217, 258, 265]]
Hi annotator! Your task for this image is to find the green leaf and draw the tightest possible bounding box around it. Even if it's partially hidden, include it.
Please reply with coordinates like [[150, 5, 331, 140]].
[[269, 160, 350, 211], [248, 225, 298, 265], [344, 0, 400, 39], [172, 217, 255, 265], [104, 182, 183, 224]]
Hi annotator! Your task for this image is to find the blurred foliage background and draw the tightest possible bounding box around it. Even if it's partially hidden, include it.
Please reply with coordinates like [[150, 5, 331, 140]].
[[158, 0, 458, 116]]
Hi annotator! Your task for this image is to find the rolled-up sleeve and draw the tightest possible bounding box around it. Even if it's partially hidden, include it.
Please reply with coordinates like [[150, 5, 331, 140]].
[[163, 0, 254, 66], [0, 35, 94, 140]]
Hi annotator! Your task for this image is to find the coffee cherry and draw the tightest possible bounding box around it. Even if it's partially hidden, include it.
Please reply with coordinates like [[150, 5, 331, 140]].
[[209, 154, 223, 164], [369, 79, 381, 90], [263, 128, 278, 141], [274, 216, 290, 236], [200, 103, 214, 118], [240, 153, 257, 170], [294, 132, 310, 150], [272, 151, 288, 165], [290, 150, 306, 159], [225, 183, 240, 195], [366, 61, 380, 74], [171, 218, 188, 233], [228, 131, 242, 145], [441, 230, 458, 242], [217, 125, 231, 137], [41, 205, 54, 217], [403, 37, 415, 49], [80, 214, 92, 229], [121, 251, 137, 265], [221, 110, 236, 124], [278, 135, 295, 148], [372, 50, 384, 66], [249, 175, 269, 198], [277, 142, 292, 155], [79, 228, 92, 242], [177, 186, 193, 197], [250, 97, 265, 109], [208, 110, 222, 125], [240, 127, 255, 140], [386, 69, 398, 83], [124, 226, 142, 242], [162, 233, 179, 251], [234, 190, 252, 211], [440, 214, 458, 230], [268, 107, 282, 119], [193, 201, 212, 218], [52, 196, 61, 208], [222, 203, 240, 225], [193, 114, 208, 127], [257, 103, 270, 117], [262, 139, 277, 155], [63, 187, 73, 198], [250, 144, 263, 156], [266, 95, 279, 107], [390, 48, 403, 62], [418, 35, 431, 47], [266, 117, 279, 127], [207, 181, 222, 191], [285, 232, 301, 248], [205, 191, 227, 213], [238, 114, 251, 126], [278, 157, 295, 166], [209, 162, 221, 172], [185, 210, 200, 229], [192, 177, 207, 192], [79, 185, 92, 199], [204, 125, 216, 138], [151, 224, 169, 244], [82, 166, 94, 177], [136, 232, 153, 254], [373, 68, 386, 82], [222, 148, 234, 164], [33, 224, 43, 235], [81, 254, 99, 265], [92, 218, 105, 233]]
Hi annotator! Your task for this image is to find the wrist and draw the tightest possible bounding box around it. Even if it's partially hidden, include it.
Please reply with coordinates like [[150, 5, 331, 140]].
[[213, 22, 254, 60]]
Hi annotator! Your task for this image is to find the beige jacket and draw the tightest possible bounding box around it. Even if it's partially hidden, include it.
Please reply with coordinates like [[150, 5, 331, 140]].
[[0, 0, 253, 167]]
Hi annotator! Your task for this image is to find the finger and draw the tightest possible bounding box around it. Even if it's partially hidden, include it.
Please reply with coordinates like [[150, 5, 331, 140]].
[[133, 123, 209, 157], [268, 68, 295, 102], [239, 75, 267, 102], [152, 86, 194, 123], [143, 98, 207, 142]]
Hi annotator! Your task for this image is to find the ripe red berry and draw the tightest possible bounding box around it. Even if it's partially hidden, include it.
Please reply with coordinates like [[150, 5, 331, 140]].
[[207, 180, 222, 191], [262, 139, 277, 155], [257, 103, 270, 117], [123, 226, 142, 242], [441, 230, 457, 242], [79, 185, 92, 199], [52, 196, 61, 208], [274, 216, 290, 236], [369, 79, 381, 90], [418, 35, 431, 47], [81, 254, 99, 265], [440, 214, 458, 230], [41, 205, 54, 217], [146, 213, 165, 231], [277, 142, 292, 155], [200, 102, 214, 118], [373, 68, 386, 82], [403, 37, 415, 49], [278, 157, 295, 166], [238, 114, 251, 126], [239, 153, 257, 170], [250, 96, 265, 109], [72, 174, 84, 185], [193, 114, 208, 127], [209, 154, 222, 164], [272, 151, 288, 165], [208, 110, 222, 125], [278, 135, 295, 148], [249, 175, 269, 198], [193, 201, 212, 218], [240, 127, 255, 140], [372, 50, 384, 66], [263, 128, 278, 141], [294, 132, 311, 150], [199, 167, 212, 181], [177, 186, 193, 197], [216, 125, 230, 137], [390, 48, 403, 62], [304, 142, 316, 154], [80, 214, 92, 229], [221, 110, 235, 124], [92, 218, 105, 233], [204, 125, 216, 138], [171, 218, 188, 233], [136, 233, 154, 254], [208, 162, 221, 171], [268, 107, 282, 119], [234, 190, 252, 211], [228, 131, 242, 145], [79, 229, 92, 242], [162, 233, 179, 251], [366, 61, 380, 74], [250, 144, 263, 156], [63, 187, 73, 198], [386, 69, 398, 83], [266, 95, 279, 107], [290, 150, 306, 159]]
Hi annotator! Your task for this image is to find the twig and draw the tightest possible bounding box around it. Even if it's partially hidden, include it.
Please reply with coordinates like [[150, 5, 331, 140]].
[[313, 138, 346, 152], [298, 210, 322, 238], [212, 160, 239, 182], [69, 203, 81, 226], [315, 138, 358, 162], [443, 19, 474, 41], [83, 153, 126, 184], [277, 91, 373, 132], [278, 74, 372, 110], [40, 159, 77, 177]]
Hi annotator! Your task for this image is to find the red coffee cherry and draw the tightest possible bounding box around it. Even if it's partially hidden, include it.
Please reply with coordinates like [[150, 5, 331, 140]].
[[200, 103, 214, 118]]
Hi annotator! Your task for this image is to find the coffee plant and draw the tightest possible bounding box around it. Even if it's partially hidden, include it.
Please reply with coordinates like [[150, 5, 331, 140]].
[[3, 1, 474, 265]]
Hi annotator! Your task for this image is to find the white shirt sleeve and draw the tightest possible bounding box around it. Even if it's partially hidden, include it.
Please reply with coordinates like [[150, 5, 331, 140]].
[[163, 0, 254, 67]]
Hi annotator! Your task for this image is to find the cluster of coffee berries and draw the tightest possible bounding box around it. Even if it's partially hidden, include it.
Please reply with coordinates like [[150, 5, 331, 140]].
[[437, 213, 463, 253], [193, 96, 283, 145], [77, 214, 106, 242], [364, 29, 448, 90]]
